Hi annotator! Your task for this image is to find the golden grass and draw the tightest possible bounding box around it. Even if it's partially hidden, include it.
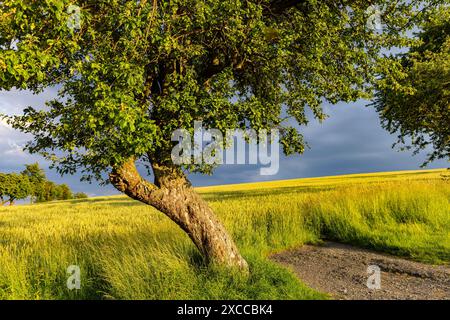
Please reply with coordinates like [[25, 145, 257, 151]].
[[0, 168, 448, 299]]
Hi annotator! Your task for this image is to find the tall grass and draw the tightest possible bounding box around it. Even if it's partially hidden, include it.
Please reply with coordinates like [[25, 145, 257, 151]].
[[0, 169, 448, 299]]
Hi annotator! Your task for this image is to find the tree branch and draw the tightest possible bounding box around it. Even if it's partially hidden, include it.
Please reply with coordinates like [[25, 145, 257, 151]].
[[109, 158, 160, 204]]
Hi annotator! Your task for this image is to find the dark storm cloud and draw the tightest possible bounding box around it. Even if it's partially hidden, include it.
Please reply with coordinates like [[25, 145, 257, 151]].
[[0, 90, 447, 194], [0, 89, 116, 196], [190, 101, 448, 186]]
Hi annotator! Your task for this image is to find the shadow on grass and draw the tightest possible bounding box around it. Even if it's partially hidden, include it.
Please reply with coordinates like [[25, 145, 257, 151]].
[[200, 185, 335, 201]]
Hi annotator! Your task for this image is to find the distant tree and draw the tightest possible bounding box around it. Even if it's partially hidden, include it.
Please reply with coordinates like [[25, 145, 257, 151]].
[[21, 163, 46, 183], [1, 166, 76, 204], [4, 174, 31, 205], [37, 181, 56, 203], [73, 192, 88, 199], [375, 6, 450, 165], [21, 163, 47, 203], [0, 173, 9, 205], [57, 184, 73, 200], [49, 182, 59, 202]]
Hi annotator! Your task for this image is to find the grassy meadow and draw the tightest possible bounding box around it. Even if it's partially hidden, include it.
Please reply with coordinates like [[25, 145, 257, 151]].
[[0, 169, 448, 300]]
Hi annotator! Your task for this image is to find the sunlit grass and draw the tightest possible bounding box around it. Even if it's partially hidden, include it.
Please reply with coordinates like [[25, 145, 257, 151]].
[[0, 169, 448, 299]]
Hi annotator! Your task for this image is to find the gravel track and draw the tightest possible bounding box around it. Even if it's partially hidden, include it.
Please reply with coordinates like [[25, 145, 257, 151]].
[[271, 242, 450, 300]]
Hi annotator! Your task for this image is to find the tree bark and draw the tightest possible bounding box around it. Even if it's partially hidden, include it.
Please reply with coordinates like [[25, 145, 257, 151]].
[[109, 158, 248, 272]]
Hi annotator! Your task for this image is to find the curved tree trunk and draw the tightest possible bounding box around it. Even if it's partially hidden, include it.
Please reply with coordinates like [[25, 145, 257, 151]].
[[109, 158, 248, 272]]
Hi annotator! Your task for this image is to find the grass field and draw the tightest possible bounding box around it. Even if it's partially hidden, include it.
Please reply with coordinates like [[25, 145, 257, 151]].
[[0, 169, 448, 300]]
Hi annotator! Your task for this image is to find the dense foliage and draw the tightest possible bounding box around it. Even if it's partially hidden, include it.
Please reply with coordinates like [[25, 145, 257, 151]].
[[0, 0, 441, 181], [0, 172, 31, 205], [0, 163, 84, 205], [375, 5, 450, 164], [22, 163, 47, 202]]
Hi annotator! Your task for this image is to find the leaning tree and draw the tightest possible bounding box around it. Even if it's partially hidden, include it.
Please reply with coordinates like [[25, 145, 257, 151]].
[[0, 0, 440, 270]]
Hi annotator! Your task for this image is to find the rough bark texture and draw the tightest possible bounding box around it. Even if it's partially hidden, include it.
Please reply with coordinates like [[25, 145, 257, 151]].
[[109, 158, 248, 271]]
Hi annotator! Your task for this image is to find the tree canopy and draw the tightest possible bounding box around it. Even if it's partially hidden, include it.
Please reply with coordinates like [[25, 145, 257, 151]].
[[0, 173, 31, 205], [0, 164, 81, 205], [1, 0, 440, 180], [22, 162, 47, 202], [0, 173, 9, 204], [374, 5, 450, 164], [22, 163, 47, 184]]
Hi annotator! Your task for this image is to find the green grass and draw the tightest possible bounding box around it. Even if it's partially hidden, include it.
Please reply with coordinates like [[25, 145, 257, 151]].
[[0, 168, 449, 300]]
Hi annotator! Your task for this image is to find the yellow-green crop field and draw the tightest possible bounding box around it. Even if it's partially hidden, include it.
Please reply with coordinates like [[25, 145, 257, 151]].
[[0, 169, 449, 300]]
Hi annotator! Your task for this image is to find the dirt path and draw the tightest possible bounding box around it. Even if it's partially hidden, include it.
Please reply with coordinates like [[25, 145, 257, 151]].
[[271, 242, 450, 300]]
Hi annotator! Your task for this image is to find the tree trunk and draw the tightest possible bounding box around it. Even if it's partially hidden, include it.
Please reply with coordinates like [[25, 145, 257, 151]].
[[109, 159, 248, 272]]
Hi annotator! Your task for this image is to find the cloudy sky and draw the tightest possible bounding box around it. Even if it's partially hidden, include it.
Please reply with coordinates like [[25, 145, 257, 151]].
[[0, 88, 447, 197]]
